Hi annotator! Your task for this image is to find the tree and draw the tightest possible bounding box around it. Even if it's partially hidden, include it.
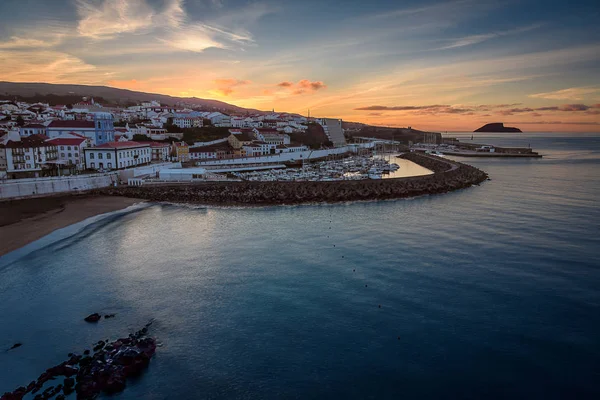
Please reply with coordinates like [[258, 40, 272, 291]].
[[16, 116, 25, 127], [133, 134, 151, 142]]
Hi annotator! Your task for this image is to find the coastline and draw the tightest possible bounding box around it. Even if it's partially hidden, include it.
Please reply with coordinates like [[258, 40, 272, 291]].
[[93, 153, 488, 206], [0, 154, 487, 257], [0, 195, 143, 257]]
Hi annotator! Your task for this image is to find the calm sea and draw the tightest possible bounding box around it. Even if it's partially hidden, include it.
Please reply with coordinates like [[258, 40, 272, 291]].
[[1, 133, 599, 399]]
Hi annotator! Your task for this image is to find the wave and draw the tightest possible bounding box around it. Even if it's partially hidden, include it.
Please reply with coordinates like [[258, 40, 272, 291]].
[[0, 202, 152, 269]]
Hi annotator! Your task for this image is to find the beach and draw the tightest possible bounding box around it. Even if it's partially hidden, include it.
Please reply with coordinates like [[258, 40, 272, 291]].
[[0, 195, 143, 257]]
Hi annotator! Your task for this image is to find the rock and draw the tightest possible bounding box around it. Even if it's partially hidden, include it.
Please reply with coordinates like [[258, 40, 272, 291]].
[[474, 122, 522, 133], [8, 342, 23, 351], [104, 314, 116, 319], [84, 313, 101, 323]]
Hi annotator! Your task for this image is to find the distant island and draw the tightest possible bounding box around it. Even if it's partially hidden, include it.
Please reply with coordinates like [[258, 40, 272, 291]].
[[474, 123, 522, 133]]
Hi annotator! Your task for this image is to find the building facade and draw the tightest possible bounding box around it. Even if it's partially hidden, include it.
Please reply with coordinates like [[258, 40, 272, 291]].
[[84, 141, 151, 170], [47, 113, 115, 145], [46, 137, 87, 170], [2, 135, 58, 178], [150, 142, 171, 162]]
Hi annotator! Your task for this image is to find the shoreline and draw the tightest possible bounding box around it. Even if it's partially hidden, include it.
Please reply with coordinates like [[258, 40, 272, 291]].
[[0, 154, 487, 257], [0, 195, 143, 257]]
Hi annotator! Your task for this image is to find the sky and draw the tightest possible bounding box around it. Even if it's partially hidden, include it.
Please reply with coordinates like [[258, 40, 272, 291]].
[[0, 0, 599, 132]]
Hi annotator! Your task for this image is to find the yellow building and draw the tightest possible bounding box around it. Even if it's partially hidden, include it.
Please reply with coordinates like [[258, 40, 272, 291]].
[[171, 141, 190, 162]]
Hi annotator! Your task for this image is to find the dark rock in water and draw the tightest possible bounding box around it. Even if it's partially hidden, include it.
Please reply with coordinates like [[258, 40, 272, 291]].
[[8, 343, 22, 351], [84, 313, 101, 323], [1, 323, 157, 400], [83, 350, 90, 355], [474, 122, 522, 133], [105, 314, 116, 319]]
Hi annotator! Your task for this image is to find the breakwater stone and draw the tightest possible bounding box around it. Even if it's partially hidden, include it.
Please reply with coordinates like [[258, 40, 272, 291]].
[[93, 153, 488, 205]]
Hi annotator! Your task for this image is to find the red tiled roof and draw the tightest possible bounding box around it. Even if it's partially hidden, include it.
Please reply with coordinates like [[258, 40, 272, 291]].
[[5, 135, 51, 148], [47, 138, 86, 146], [90, 141, 149, 149], [48, 120, 95, 128], [22, 123, 46, 128]]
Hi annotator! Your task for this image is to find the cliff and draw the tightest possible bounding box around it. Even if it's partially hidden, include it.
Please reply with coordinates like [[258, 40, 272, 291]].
[[474, 123, 522, 133], [92, 153, 488, 206]]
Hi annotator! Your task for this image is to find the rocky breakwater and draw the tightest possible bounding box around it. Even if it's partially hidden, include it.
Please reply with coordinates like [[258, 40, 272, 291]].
[[1, 322, 156, 400], [94, 153, 488, 205]]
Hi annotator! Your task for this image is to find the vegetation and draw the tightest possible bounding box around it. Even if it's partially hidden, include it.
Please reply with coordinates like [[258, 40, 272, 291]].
[[289, 123, 330, 149], [181, 126, 231, 144]]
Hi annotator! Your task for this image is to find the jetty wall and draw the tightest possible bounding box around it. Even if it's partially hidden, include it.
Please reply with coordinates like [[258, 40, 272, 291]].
[[0, 172, 118, 200], [93, 153, 487, 205]]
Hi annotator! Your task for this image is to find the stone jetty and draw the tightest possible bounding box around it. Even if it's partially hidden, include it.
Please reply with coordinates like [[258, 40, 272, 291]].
[[1, 322, 156, 400], [93, 153, 488, 206]]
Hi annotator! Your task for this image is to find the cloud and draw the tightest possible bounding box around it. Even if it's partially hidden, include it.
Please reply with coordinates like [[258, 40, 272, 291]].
[[275, 80, 328, 95], [535, 104, 591, 112], [211, 78, 251, 96], [354, 105, 449, 111], [354, 103, 600, 117], [298, 79, 327, 91], [436, 24, 542, 51], [507, 121, 600, 126], [529, 87, 600, 100], [76, 0, 157, 38]]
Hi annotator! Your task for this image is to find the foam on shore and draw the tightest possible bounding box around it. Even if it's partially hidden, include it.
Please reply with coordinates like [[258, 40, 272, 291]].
[[0, 202, 152, 269]]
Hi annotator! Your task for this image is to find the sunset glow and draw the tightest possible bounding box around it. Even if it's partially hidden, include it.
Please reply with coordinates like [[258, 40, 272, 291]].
[[1, 0, 599, 131]]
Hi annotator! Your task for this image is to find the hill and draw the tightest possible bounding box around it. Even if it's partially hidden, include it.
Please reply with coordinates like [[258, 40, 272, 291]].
[[0, 81, 263, 114], [474, 123, 522, 133]]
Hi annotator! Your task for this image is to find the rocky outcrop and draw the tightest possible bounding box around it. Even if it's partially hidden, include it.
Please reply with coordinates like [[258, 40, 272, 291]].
[[474, 123, 522, 133], [1, 322, 156, 400], [92, 153, 488, 206]]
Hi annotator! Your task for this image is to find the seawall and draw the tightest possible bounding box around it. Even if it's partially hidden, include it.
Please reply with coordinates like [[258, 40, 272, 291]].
[[92, 153, 488, 206]]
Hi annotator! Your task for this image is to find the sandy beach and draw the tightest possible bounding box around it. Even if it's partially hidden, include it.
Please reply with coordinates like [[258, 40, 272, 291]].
[[0, 195, 143, 257]]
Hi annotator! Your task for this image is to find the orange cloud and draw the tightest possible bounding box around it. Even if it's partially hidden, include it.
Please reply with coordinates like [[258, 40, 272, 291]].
[[298, 79, 326, 91], [277, 81, 293, 87], [211, 78, 251, 96]]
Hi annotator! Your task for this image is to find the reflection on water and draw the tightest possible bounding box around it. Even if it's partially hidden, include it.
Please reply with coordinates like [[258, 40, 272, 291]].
[[383, 158, 433, 179]]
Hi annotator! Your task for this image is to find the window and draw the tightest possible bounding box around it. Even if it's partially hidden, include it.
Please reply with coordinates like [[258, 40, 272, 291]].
[[61, 153, 65, 157], [26, 164, 31, 168], [90, 153, 95, 159], [67, 146, 71, 150], [107, 163, 112, 168], [98, 153, 103, 159], [99, 162, 104, 168], [61, 146, 64, 150], [106, 153, 111, 159], [91, 162, 95, 168]]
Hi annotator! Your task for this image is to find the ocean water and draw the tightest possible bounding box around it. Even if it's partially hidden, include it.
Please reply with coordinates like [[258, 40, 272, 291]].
[[1, 133, 599, 399]]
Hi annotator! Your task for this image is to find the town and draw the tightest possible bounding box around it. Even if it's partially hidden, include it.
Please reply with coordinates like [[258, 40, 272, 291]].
[[0, 97, 353, 179]]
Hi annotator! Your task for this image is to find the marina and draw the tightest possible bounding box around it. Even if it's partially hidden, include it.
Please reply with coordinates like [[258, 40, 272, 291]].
[[231, 155, 402, 182]]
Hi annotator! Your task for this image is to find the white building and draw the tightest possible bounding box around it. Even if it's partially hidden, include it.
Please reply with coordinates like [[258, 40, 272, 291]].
[[46, 136, 88, 170], [1, 134, 58, 178], [84, 141, 151, 170], [172, 116, 203, 129]]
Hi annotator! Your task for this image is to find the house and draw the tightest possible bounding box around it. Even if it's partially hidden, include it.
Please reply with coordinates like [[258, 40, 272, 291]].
[[19, 123, 47, 137], [253, 128, 290, 145], [150, 142, 171, 162], [84, 141, 151, 170], [46, 136, 88, 170], [242, 141, 277, 157], [1, 135, 58, 178], [47, 113, 115, 145], [171, 141, 190, 162], [189, 142, 234, 160], [228, 131, 255, 149], [172, 116, 203, 129]]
